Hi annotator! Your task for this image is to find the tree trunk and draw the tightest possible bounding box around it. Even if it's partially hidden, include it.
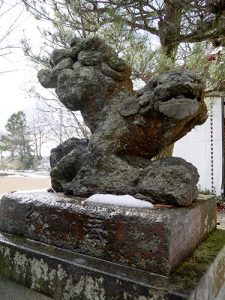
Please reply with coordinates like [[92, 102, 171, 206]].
[[153, 144, 174, 161], [156, 1, 182, 158], [158, 0, 182, 59]]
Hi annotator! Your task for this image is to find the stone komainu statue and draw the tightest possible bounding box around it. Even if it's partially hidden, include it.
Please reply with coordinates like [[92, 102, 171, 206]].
[[38, 37, 207, 206]]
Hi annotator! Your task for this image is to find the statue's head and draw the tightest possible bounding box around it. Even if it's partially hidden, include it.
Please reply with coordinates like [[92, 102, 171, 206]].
[[38, 36, 133, 131]]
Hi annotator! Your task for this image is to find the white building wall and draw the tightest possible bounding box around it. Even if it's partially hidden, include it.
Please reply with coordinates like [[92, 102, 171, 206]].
[[173, 98, 223, 196]]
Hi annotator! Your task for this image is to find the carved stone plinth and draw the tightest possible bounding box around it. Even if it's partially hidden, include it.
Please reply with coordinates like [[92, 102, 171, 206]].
[[0, 230, 224, 300], [0, 192, 216, 275]]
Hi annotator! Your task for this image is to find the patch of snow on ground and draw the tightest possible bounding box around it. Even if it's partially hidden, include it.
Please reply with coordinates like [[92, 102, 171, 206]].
[[0, 189, 48, 199], [0, 170, 49, 178], [85, 194, 153, 208], [14, 189, 48, 194]]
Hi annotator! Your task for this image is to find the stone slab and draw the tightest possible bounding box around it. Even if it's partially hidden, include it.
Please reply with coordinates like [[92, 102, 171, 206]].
[[0, 192, 217, 275], [0, 230, 224, 300]]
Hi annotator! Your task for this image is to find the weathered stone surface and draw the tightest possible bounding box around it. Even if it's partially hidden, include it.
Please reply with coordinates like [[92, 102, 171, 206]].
[[38, 36, 208, 206], [0, 192, 217, 275], [78, 50, 103, 65], [50, 48, 78, 66], [70, 36, 80, 47], [107, 55, 131, 73], [37, 69, 56, 89], [138, 157, 199, 206], [100, 62, 128, 81], [50, 138, 89, 191], [50, 57, 74, 79], [120, 96, 141, 116], [0, 229, 224, 300], [55, 65, 122, 130], [50, 137, 88, 168], [65, 155, 199, 206]]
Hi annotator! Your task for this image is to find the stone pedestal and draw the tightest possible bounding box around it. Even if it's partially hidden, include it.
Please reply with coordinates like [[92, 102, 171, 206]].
[[0, 230, 224, 300], [0, 191, 224, 300], [0, 192, 216, 275]]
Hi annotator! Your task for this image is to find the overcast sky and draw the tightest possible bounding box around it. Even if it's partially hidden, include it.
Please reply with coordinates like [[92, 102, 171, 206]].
[[0, 1, 44, 131]]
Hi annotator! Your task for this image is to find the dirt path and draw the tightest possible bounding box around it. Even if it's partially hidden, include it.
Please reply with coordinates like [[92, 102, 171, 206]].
[[0, 176, 51, 193]]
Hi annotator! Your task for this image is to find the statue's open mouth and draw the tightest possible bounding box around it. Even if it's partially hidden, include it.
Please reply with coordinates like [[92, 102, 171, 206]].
[[161, 90, 197, 102], [155, 97, 199, 120]]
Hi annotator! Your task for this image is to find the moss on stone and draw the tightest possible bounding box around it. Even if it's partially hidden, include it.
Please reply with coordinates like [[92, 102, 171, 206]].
[[0, 246, 11, 278], [169, 229, 225, 294]]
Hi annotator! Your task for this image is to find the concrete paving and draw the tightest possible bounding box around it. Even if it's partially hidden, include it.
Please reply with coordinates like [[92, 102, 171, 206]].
[[0, 277, 52, 300], [218, 212, 225, 230]]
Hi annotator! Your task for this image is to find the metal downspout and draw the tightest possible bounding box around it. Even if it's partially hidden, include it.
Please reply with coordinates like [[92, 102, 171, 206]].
[[221, 96, 224, 200]]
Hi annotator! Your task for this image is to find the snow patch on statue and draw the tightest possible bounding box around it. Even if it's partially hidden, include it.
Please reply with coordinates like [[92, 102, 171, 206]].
[[85, 194, 154, 208]]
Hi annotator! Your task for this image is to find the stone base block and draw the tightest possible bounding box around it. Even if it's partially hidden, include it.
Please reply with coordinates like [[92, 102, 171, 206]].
[[0, 230, 224, 300], [0, 192, 216, 275]]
